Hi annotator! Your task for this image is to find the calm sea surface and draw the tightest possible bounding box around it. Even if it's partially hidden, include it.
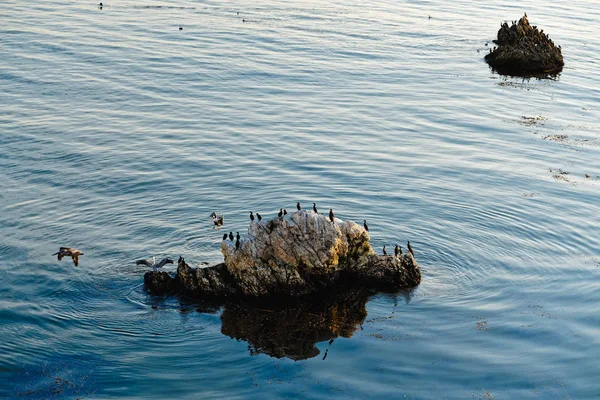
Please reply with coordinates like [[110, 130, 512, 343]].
[[1, 0, 599, 398]]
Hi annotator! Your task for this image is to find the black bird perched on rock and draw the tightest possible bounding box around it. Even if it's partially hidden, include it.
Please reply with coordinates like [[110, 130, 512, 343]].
[[223, 233, 228, 240], [283, 209, 287, 215], [363, 220, 369, 232], [278, 208, 283, 218], [229, 232, 234, 241], [382, 245, 387, 256], [313, 203, 318, 213], [395, 244, 402, 256], [250, 211, 254, 221], [235, 239, 240, 250], [329, 209, 335, 223], [257, 213, 262, 221], [407, 241, 414, 256], [236, 232, 240, 241], [297, 202, 301, 210]]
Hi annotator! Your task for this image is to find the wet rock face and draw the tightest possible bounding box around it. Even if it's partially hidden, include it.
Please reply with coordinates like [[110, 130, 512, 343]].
[[145, 211, 421, 298], [485, 14, 563, 77], [144, 271, 177, 295]]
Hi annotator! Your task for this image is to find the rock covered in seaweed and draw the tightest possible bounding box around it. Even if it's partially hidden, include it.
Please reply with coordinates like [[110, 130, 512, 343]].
[[143, 270, 177, 295], [146, 210, 421, 298], [485, 13, 563, 77]]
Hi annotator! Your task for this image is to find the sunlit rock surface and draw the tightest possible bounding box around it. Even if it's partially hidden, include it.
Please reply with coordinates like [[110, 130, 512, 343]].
[[145, 210, 420, 298], [485, 13, 563, 77]]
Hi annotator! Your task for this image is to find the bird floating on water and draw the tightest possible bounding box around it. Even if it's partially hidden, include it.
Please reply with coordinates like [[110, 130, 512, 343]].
[[313, 203, 318, 213], [53, 247, 84, 267], [363, 220, 369, 232], [407, 241, 414, 256], [179, 26, 183, 30], [329, 209, 335, 223], [210, 212, 224, 230], [136, 257, 174, 272]]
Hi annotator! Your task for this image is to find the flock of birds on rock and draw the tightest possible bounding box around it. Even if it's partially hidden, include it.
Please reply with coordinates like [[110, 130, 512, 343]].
[[53, 202, 414, 269], [219, 202, 415, 258]]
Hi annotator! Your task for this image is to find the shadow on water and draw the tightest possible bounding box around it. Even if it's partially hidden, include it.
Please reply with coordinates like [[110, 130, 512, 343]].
[[179, 287, 416, 361]]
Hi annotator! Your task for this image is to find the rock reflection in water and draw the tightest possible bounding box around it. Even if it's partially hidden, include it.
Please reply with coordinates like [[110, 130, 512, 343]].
[[220, 289, 371, 360]]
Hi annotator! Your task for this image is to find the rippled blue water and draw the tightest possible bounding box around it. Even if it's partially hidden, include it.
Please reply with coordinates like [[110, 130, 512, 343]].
[[1, 0, 599, 398]]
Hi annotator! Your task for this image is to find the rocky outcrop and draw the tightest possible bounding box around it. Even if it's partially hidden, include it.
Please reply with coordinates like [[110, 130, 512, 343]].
[[145, 210, 421, 299], [485, 14, 563, 77], [143, 271, 177, 295]]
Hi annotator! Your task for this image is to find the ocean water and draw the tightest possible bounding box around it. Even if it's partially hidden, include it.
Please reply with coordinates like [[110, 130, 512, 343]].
[[1, 0, 599, 398]]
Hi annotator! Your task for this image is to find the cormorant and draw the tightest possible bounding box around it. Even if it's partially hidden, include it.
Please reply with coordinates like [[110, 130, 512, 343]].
[[363, 220, 369, 232], [257, 213, 262, 221], [329, 209, 335, 223], [223, 233, 228, 240], [382, 246, 387, 256], [53, 247, 84, 267], [235, 239, 240, 250], [179, 26, 183, 30], [394, 244, 402, 256], [297, 202, 301, 210], [278, 208, 283, 218], [283, 209, 287, 215], [250, 211, 254, 221], [407, 241, 414, 256], [135, 257, 174, 272], [229, 232, 234, 241], [236, 232, 240, 241], [313, 203, 318, 213]]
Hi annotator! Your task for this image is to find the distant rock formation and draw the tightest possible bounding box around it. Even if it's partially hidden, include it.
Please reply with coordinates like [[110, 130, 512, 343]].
[[485, 14, 563, 77], [144, 210, 421, 299]]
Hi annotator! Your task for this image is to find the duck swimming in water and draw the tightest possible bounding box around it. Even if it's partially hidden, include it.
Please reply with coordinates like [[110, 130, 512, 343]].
[[53, 247, 84, 267], [210, 212, 224, 230]]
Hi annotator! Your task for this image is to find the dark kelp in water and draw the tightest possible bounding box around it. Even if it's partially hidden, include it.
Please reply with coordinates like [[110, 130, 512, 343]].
[[485, 13, 563, 77]]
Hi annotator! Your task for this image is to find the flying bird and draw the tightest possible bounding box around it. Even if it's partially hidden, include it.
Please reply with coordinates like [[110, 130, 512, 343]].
[[136, 257, 174, 272], [53, 247, 84, 267]]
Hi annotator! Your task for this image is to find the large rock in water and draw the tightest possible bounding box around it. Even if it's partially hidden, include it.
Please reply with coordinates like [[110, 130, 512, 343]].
[[485, 14, 563, 77], [146, 210, 421, 298]]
